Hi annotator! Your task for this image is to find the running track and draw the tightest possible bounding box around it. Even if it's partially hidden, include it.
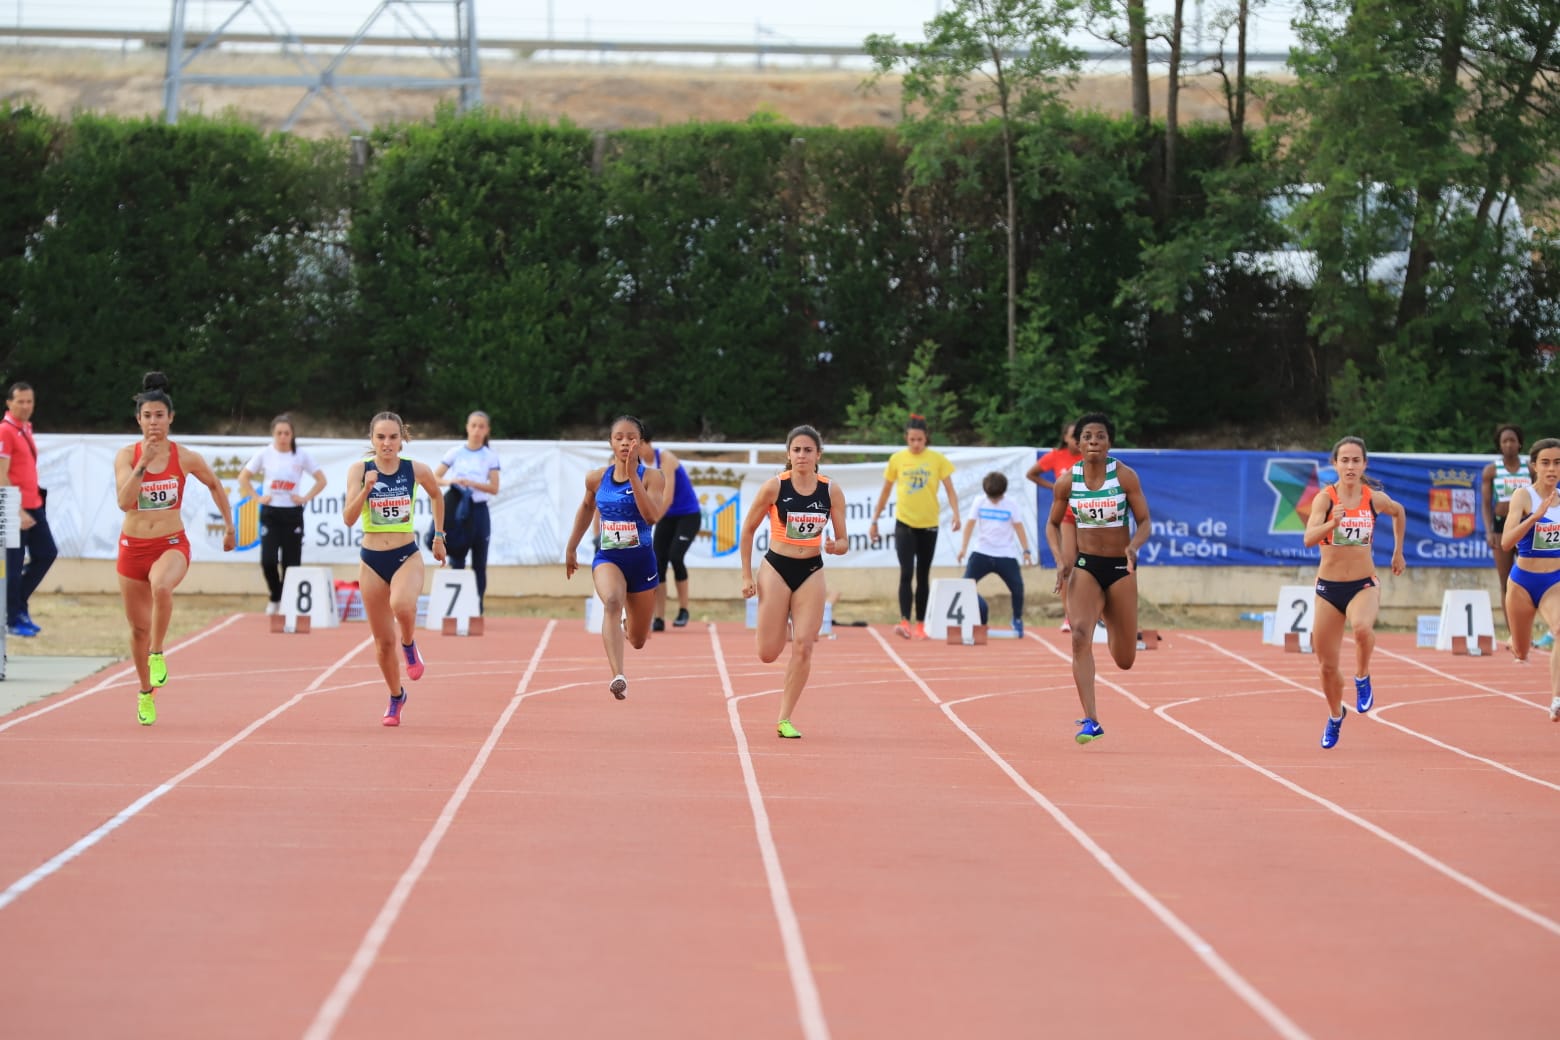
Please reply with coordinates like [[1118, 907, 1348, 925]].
[[0, 616, 1555, 1039]]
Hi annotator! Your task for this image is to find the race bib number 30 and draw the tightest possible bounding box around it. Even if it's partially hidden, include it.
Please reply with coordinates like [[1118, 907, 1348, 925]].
[[785, 511, 827, 541], [139, 477, 180, 511], [601, 520, 640, 550]]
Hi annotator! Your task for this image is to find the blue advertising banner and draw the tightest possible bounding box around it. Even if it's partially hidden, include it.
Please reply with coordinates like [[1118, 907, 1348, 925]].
[[1035, 450, 1493, 568]]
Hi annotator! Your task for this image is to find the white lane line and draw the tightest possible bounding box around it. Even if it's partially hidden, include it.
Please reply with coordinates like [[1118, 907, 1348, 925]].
[[0, 613, 246, 734], [0, 634, 373, 912], [303, 621, 557, 1040], [1152, 695, 1560, 938], [708, 623, 831, 1040], [1179, 634, 1560, 794], [868, 627, 1311, 1040], [1374, 645, 1551, 712]]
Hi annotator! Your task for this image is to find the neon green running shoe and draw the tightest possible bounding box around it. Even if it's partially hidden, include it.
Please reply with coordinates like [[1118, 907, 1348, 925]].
[[137, 690, 157, 726], [777, 719, 802, 739], [148, 652, 168, 688]]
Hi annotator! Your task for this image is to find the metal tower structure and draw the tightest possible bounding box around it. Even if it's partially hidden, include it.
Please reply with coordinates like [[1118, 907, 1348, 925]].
[[163, 1, 481, 133]]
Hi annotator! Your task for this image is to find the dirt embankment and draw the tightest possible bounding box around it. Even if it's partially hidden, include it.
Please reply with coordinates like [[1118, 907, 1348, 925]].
[[2, 45, 1263, 136]]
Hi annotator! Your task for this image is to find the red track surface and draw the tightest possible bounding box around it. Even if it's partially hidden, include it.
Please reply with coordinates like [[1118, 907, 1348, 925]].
[[1, 616, 1555, 1039]]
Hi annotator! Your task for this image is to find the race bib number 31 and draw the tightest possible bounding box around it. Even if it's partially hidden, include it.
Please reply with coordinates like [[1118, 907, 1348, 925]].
[[601, 520, 640, 550]]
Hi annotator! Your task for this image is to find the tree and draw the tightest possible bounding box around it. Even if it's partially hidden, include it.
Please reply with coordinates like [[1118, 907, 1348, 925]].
[[1270, 0, 1560, 447], [867, 0, 1084, 366]]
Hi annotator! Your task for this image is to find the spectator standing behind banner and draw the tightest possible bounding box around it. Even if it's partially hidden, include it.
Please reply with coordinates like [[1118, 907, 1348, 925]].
[[869, 414, 961, 640], [639, 426, 701, 632], [433, 411, 502, 615], [0, 382, 58, 638], [1027, 420, 1082, 631], [238, 415, 327, 616]]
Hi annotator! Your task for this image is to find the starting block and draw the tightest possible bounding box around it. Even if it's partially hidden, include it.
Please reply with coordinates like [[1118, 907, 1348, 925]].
[[270, 613, 311, 634], [442, 616, 485, 637], [925, 578, 978, 643], [945, 624, 988, 646], [279, 566, 339, 633], [426, 569, 481, 635], [1284, 631, 1313, 653], [1137, 628, 1161, 650], [1435, 590, 1496, 653], [1268, 584, 1314, 648], [1450, 634, 1495, 657]]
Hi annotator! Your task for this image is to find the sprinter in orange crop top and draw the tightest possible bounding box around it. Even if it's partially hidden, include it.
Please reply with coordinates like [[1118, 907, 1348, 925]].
[[1302, 435, 1406, 749], [738, 424, 847, 739], [112, 372, 236, 727]]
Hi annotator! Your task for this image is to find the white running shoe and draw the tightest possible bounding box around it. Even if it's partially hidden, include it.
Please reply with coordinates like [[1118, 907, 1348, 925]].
[[1549, 697, 1559, 722], [609, 675, 628, 701], [265, 601, 280, 616]]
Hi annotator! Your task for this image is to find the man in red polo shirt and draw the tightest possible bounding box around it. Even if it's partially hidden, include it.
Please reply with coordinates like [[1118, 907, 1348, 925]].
[[0, 382, 58, 637]]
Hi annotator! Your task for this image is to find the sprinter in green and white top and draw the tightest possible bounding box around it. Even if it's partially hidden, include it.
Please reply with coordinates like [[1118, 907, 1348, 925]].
[[1045, 412, 1151, 747]]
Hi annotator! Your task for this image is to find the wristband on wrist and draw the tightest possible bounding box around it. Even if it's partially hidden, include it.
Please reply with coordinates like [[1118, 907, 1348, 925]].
[[433, 530, 446, 540]]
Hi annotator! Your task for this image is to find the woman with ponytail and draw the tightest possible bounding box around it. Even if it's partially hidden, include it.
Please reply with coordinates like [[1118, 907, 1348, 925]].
[[113, 372, 236, 726], [868, 414, 961, 639]]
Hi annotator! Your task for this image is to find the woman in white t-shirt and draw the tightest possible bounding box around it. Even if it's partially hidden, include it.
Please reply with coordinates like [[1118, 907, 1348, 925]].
[[956, 471, 1032, 635], [237, 415, 327, 615], [433, 410, 502, 613]]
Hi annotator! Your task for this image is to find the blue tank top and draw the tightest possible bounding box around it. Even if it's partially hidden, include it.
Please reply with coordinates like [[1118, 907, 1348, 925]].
[[1516, 493, 1560, 558], [655, 448, 701, 517], [596, 464, 652, 551]]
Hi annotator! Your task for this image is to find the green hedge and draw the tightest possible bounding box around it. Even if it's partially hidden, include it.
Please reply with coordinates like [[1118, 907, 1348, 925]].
[[1, 105, 1549, 446]]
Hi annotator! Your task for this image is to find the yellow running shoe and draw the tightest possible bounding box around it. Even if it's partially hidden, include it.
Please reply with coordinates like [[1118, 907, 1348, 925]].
[[137, 690, 157, 726], [777, 719, 802, 739], [148, 652, 168, 688]]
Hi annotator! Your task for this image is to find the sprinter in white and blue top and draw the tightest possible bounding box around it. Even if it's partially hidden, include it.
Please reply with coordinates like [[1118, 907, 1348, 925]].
[[1498, 437, 1560, 711], [433, 411, 502, 614], [956, 471, 1032, 635], [1044, 412, 1151, 746], [565, 415, 666, 701]]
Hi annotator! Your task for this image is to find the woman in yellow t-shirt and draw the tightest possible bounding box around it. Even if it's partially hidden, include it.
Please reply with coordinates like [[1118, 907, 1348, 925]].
[[869, 414, 961, 639]]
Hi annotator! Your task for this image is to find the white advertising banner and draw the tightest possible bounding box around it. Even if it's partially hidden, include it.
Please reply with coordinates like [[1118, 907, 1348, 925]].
[[34, 436, 1038, 570]]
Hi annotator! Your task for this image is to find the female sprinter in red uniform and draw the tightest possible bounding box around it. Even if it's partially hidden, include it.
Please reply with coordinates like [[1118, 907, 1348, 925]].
[[1498, 437, 1560, 719], [1302, 436, 1406, 749], [113, 372, 236, 726], [739, 425, 847, 738], [343, 412, 446, 726], [1046, 412, 1150, 745]]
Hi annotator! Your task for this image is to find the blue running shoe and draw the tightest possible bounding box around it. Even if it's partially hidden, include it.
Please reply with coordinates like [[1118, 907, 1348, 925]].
[[1321, 705, 1347, 749], [1012, 618, 1024, 638], [1354, 674, 1374, 714], [1075, 718, 1104, 744], [1535, 631, 1555, 651]]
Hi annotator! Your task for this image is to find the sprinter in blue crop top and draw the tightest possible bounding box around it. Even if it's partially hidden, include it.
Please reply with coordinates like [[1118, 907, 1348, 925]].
[[1498, 437, 1560, 720], [565, 415, 666, 701]]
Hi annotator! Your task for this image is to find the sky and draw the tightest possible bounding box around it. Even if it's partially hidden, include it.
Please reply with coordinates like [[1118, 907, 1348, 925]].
[[14, 1, 1304, 58]]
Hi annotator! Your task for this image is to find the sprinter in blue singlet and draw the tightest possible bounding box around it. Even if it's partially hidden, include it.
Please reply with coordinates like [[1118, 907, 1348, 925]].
[[564, 415, 665, 701]]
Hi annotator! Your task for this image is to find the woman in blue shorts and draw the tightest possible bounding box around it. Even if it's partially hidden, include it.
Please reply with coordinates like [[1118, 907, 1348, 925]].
[[343, 412, 446, 727], [1498, 437, 1560, 720], [565, 416, 665, 700], [1302, 436, 1406, 749]]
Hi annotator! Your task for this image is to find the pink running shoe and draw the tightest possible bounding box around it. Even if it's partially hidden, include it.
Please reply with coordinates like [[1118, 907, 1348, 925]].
[[894, 620, 913, 639], [383, 690, 407, 727], [1060, 619, 1072, 633], [402, 641, 425, 681]]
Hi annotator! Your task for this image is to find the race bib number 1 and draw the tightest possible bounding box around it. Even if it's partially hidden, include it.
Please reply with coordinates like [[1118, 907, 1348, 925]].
[[601, 520, 640, 550]]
